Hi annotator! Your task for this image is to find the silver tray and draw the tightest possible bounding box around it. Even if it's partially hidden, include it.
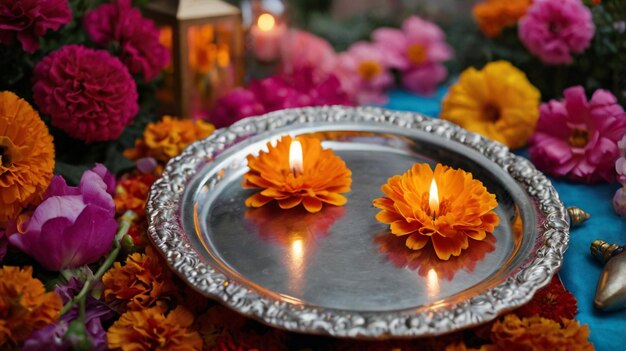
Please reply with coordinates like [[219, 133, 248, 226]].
[[147, 106, 569, 338]]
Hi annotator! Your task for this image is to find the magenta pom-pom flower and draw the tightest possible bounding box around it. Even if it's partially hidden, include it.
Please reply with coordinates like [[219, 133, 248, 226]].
[[529, 86, 626, 183], [518, 0, 595, 65], [8, 164, 118, 271], [211, 88, 265, 128], [84, 0, 170, 81], [0, 0, 72, 53], [372, 15, 453, 95], [33, 45, 139, 143]]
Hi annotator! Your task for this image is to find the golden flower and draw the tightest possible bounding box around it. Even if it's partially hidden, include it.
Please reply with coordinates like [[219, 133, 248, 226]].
[[473, 0, 532, 38], [0, 266, 62, 347], [373, 163, 499, 260], [107, 306, 202, 351], [243, 136, 352, 213], [114, 173, 156, 218], [124, 116, 215, 163], [440, 61, 540, 149], [0, 91, 54, 222], [102, 246, 177, 312], [490, 314, 593, 351]]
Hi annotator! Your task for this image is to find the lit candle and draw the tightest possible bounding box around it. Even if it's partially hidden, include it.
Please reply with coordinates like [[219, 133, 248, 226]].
[[250, 13, 286, 62], [289, 139, 303, 175], [429, 178, 439, 218]]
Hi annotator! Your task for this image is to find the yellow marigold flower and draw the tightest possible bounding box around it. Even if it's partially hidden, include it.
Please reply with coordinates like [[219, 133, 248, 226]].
[[490, 314, 593, 351], [473, 0, 532, 38], [0, 266, 62, 347], [0, 91, 54, 223], [102, 246, 177, 312], [125, 116, 215, 163], [441, 61, 540, 149], [107, 306, 202, 351]]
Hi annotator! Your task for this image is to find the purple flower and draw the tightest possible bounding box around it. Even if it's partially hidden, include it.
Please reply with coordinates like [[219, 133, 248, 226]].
[[373, 15, 453, 95], [23, 278, 114, 351], [519, 0, 595, 65], [84, 0, 169, 81], [210, 88, 265, 128], [0, 0, 72, 53], [8, 164, 118, 271], [529, 86, 626, 183]]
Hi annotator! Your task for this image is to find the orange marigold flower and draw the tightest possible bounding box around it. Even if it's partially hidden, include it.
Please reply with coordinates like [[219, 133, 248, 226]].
[[440, 61, 540, 149], [114, 173, 156, 217], [0, 266, 62, 347], [0, 91, 54, 223], [490, 315, 593, 351], [373, 163, 499, 260], [102, 246, 177, 312], [243, 136, 352, 213], [473, 0, 532, 38], [108, 306, 202, 351], [125, 116, 215, 163]]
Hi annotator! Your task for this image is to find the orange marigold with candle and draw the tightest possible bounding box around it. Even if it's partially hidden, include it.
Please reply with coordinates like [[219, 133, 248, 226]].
[[473, 0, 532, 38], [124, 116, 215, 163], [107, 306, 202, 351], [373, 163, 499, 260], [0, 91, 54, 223], [243, 136, 352, 213], [0, 266, 62, 348], [440, 61, 540, 149]]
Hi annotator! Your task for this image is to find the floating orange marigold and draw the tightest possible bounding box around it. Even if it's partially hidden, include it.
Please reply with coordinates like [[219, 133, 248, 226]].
[[440, 61, 540, 149], [0, 91, 54, 223], [124, 116, 215, 163], [373, 163, 499, 260], [102, 246, 177, 312], [0, 266, 62, 348], [243, 136, 352, 213], [473, 0, 532, 38], [107, 306, 202, 351]]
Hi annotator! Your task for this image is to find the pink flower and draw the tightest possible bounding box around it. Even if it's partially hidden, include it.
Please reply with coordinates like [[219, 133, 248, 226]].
[[33, 45, 139, 143], [8, 164, 118, 271], [211, 68, 353, 128], [279, 29, 337, 75], [84, 0, 169, 81], [0, 0, 71, 53], [529, 86, 626, 183], [519, 0, 595, 65], [373, 15, 453, 95], [337, 42, 393, 104], [616, 157, 626, 184], [210, 88, 265, 128], [614, 187, 626, 217]]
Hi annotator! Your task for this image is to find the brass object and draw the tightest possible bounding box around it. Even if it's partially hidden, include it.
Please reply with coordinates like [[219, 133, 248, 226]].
[[567, 207, 590, 227], [591, 240, 624, 263], [594, 250, 626, 311]]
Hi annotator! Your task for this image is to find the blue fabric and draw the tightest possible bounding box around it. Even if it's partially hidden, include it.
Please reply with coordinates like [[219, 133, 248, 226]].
[[386, 88, 626, 351]]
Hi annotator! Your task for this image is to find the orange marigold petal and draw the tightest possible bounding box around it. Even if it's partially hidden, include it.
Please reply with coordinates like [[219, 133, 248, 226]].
[[302, 197, 323, 213], [390, 220, 420, 235], [278, 196, 302, 209], [405, 233, 429, 250]]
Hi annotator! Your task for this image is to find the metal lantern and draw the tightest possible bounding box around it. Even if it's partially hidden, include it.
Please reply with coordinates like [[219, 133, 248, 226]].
[[144, 0, 244, 119]]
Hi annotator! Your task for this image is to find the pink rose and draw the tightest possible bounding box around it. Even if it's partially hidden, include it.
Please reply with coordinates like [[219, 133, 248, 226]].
[[0, 0, 71, 53], [33, 45, 139, 143], [84, 0, 170, 81], [529, 86, 626, 183], [519, 0, 595, 65]]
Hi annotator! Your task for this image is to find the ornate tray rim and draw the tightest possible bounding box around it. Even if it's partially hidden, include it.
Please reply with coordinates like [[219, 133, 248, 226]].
[[147, 106, 569, 338]]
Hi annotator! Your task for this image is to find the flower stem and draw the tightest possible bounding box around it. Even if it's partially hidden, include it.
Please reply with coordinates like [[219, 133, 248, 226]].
[[60, 210, 137, 316]]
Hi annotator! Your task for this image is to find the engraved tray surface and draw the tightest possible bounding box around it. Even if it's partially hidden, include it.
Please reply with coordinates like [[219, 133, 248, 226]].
[[147, 106, 569, 338]]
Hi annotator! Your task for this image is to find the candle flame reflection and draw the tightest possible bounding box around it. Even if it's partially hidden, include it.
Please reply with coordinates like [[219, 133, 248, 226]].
[[429, 178, 439, 215], [426, 268, 440, 298], [289, 140, 304, 174], [289, 238, 305, 293], [257, 13, 276, 32]]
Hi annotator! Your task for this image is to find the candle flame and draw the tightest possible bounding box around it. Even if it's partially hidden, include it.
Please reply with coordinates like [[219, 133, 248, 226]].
[[426, 268, 440, 298], [429, 178, 439, 215], [257, 13, 276, 32], [289, 139, 304, 174]]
